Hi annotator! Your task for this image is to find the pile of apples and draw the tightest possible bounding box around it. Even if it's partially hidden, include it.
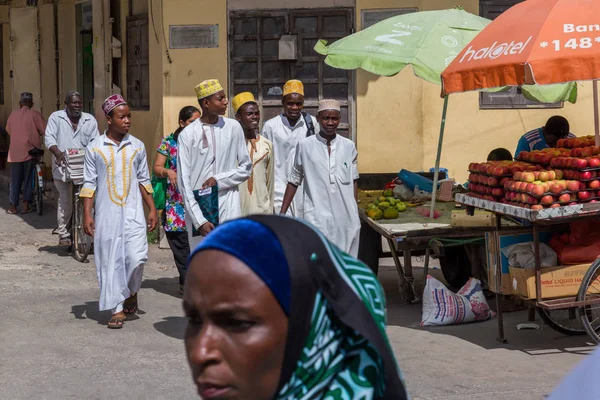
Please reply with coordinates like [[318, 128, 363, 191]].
[[557, 135, 598, 149], [468, 160, 539, 176], [517, 147, 571, 164], [549, 156, 600, 170]]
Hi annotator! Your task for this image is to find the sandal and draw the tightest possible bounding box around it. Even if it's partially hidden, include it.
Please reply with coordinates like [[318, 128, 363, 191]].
[[108, 312, 125, 329], [123, 293, 138, 315], [5, 208, 18, 215]]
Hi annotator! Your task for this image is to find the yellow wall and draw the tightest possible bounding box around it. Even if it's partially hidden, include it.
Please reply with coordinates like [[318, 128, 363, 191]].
[[124, 0, 164, 159], [160, 0, 228, 145]]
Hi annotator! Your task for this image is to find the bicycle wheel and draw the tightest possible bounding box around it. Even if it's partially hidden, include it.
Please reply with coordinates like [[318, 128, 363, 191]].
[[537, 307, 586, 336], [35, 165, 43, 215], [72, 191, 93, 262], [577, 258, 600, 343]]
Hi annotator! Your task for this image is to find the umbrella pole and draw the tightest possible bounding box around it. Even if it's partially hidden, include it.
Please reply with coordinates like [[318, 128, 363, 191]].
[[429, 95, 449, 219], [595, 80, 600, 147]]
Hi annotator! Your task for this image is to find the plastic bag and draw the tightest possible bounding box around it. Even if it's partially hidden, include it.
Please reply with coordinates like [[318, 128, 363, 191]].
[[412, 185, 432, 202], [421, 276, 494, 326], [501, 242, 557, 270], [393, 184, 413, 202]]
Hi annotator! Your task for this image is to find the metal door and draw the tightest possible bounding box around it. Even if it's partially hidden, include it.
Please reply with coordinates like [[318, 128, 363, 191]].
[[230, 9, 354, 139], [9, 7, 42, 112]]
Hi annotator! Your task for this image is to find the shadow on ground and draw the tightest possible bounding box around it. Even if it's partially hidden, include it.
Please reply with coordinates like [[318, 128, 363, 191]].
[[378, 265, 596, 355], [38, 245, 71, 257], [154, 316, 186, 340], [71, 301, 108, 325], [142, 277, 181, 299], [0, 199, 56, 230]]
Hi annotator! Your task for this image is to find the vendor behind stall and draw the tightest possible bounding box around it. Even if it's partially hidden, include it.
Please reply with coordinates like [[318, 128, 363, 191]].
[[515, 116, 575, 157], [487, 148, 512, 161]]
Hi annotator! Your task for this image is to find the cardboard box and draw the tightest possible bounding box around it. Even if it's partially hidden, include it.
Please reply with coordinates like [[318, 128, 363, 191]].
[[510, 264, 590, 299], [484, 229, 553, 294]]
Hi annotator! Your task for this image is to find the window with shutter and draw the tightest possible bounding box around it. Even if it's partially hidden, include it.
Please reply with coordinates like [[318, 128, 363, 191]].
[[126, 14, 149, 110], [478, 0, 563, 110]]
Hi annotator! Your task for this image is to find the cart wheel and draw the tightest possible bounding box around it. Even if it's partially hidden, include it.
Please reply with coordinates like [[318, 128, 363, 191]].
[[577, 258, 600, 343], [439, 247, 471, 289], [72, 195, 93, 263], [537, 307, 586, 336]]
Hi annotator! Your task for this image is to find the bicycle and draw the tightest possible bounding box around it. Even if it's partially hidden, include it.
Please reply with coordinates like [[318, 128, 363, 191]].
[[64, 148, 93, 263], [28, 148, 46, 215]]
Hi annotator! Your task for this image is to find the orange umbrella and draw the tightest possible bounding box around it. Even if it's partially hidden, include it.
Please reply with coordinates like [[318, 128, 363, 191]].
[[441, 0, 600, 143]]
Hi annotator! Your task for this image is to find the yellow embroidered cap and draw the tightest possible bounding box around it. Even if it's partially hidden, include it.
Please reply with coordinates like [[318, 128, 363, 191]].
[[317, 99, 341, 113], [232, 92, 257, 114], [195, 79, 224, 100], [283, 79, 304, 97]]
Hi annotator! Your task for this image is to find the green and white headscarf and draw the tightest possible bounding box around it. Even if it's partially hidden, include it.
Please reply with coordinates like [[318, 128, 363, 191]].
[[247, 215, 410, 400]]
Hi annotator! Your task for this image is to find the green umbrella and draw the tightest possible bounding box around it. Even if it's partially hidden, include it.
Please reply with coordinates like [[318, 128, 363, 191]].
[[315, 8, 577, 220]]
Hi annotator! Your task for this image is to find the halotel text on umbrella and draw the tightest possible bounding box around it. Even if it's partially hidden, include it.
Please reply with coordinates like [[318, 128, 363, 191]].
[[459, 36, 533, 63]]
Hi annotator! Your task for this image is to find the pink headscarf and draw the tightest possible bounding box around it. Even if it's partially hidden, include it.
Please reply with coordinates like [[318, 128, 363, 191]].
[[102, 94, 127, 116]]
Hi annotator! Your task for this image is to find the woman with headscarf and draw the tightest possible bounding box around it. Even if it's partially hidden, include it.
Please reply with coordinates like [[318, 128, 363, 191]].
[[183, 215, 410, 399]]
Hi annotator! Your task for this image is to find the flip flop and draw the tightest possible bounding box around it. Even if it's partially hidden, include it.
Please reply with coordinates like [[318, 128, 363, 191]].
[[108, 312, 125, 329], [5, 209, 18, 215], [123, 293, 138, 316], [20, 209, 32, 215]]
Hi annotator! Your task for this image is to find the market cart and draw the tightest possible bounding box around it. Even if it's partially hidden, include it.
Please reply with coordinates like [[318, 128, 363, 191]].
[[359, 201, 516, 303], [456, 193, 600, 343]]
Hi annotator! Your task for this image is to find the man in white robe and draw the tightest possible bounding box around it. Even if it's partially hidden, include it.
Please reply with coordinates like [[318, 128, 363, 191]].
[[178, 79, 252, 249], [233, 92, 274, 215], [280, 99, 360, 257], [81, 94, 158, 329], [262, 79, 319, 216]]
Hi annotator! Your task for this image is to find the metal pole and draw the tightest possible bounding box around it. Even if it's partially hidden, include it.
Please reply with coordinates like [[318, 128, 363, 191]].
[[430, 96, 449, 218], [594, 80, 600, 147]]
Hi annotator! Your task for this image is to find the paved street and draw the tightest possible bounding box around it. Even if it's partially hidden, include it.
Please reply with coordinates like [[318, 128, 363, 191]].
[[0, 193, 595, 400]]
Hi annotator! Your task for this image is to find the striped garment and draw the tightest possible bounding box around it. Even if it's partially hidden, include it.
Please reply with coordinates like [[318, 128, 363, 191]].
[[515, 128, 576, 156]]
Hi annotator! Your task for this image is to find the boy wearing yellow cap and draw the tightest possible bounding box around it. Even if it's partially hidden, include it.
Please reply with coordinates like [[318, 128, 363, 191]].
[[262, 79, 319, 215], [177, 79, 252, 248], [280, 99, 360, 257], [233, 92, 274, 215]]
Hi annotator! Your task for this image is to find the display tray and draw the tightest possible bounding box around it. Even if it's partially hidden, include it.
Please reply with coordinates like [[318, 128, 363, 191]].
[[456, 193, 600, 222]]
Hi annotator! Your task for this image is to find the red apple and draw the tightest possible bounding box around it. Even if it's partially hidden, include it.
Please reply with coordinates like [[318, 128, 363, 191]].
[[550, 203, 561, 208], [559, 193, 571, 203], [492, 188, 504, 197], [554, 170, 563, 180], [589, 157, 600, 168], [531, 204, 543, 211], [488, 176, 499, 186], [583, 147, 594, 157], [540, 195, 554, 205], [567, 180, 580, 192], [523, 172, 535, 183], [575, 158, 589, 169], [550, 184, 563, 195], [580, 171, 593, 180], [579, 181, 587, 190], [578, 191, 592, 201], [531, 185, 545, 197]]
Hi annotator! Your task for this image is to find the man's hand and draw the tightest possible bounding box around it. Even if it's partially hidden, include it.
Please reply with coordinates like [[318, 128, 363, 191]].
[[166, 170, 178, 188], [202, 177, 217, 189], [83, 214, 95, 237], [147, 209, 158, 232], [54, 152, 66, 166], [199, 222, 215, 236]]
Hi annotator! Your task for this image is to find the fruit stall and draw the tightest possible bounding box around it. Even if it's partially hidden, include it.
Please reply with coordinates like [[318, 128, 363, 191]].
[[358, 171, 518, 304], [457, 137, 600, 343]]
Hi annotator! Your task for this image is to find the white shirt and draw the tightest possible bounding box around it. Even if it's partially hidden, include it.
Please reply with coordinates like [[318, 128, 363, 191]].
[[262, 113, 319, 216], [240, 135, 275, 216], [80, 133, 152, 311], [289, 133, 360, 257], [45, 109, 100, 181], [177, 117, 252, 234]]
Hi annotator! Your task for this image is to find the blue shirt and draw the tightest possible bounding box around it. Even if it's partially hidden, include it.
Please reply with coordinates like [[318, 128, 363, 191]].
[[515, 128, 576, 157]]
